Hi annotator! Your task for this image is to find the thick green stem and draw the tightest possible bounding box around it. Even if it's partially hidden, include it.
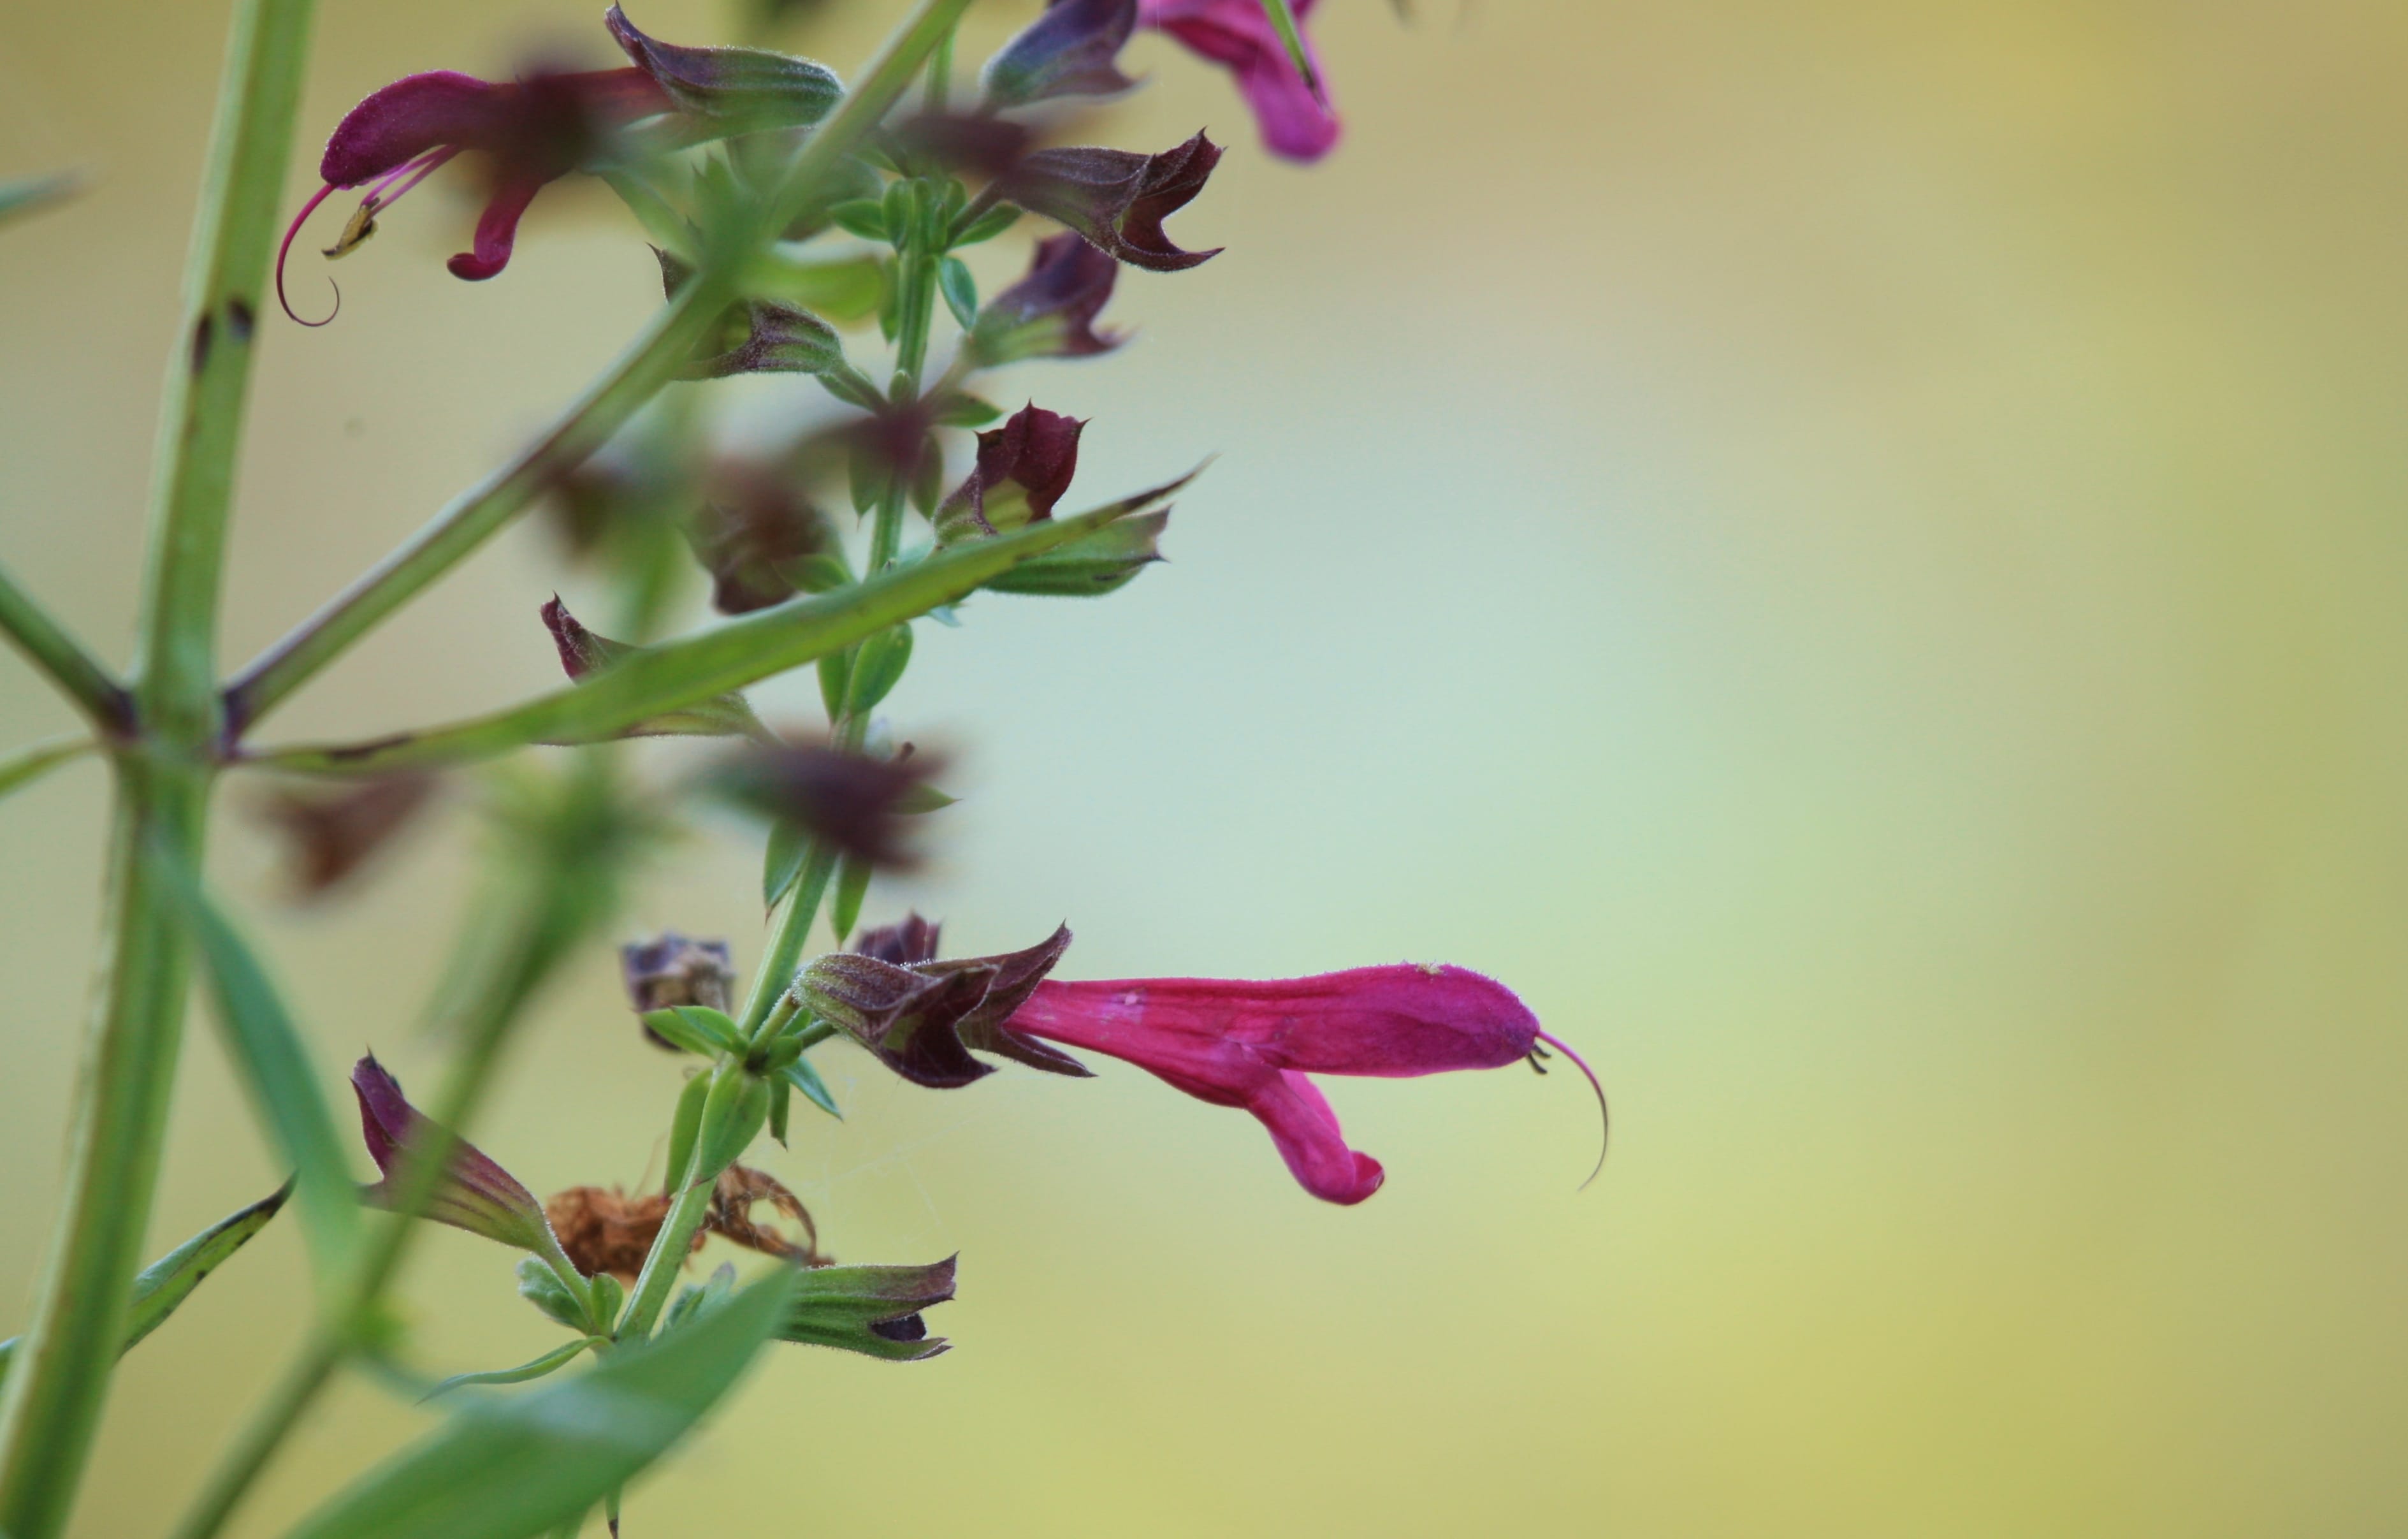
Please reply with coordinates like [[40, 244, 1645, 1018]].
[[0, 562, 129, 733], [0, 3, 315, 1534], [615, 1163, 719, 1341]]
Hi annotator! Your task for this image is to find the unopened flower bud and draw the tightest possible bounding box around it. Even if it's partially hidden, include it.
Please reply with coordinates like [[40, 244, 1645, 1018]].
[[778, 1256, 957, 1361]]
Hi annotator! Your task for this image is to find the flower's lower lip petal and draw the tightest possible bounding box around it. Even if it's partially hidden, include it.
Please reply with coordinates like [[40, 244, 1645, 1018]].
[[447, 174, 546, 281], [1247, 1070, 1384, 1204]]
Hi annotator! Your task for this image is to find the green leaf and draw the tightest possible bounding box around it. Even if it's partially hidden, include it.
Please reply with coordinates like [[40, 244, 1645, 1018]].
[[0, 170, 80, 229], [928, 390, 1001, 428], [164, 861, 364, 1288], [937, 256, 978, 329], [0, 735, 93, 801], [639, 1005, 743, 1056], [0, 1184, 290, 1387], [750, 250, 883, 320], [844, 623, 913, 714], [762, 819, 809, 908], [983, 508, 1170, 597], [780, 1058, 841, 1120], [254, 470, 1204, 777], [830, 851, 873, 944], [1254, 0, 1319, 94], [660, 1071, 713, 1197], [767, 1071, 791, 1146], [421, 1338, 602, 1402], [282, 1267, 798, 1539], [519, 1257, 591, 1332], [948, 201, 1020, 248], [890, 781, 958, 814]]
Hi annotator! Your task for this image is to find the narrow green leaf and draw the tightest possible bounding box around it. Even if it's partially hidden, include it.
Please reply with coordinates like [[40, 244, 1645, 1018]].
[[0, 735, 94, 801], [762, 819, 808, 908], [124, 1184, 292, 1352], [937, 255, 978, 329], [891, 781, 958, 814], [830, 852, 872, 944], [252, 470, 1202, 777], [282, 1268, 797, 1539], [843, 622, 912, 714], [767, 1072, 791, 1146], [779, 1059, 841, 1121], [1254, 0, 1319, 94], [638, 1005, 743, 1056], [421, 1338, 602, 1402], [0, 170, 81, 228], [163, 859, 363, 1287], [0, 1185, 289, 1388], [751, 249, 883, 320], [947, 201, 1020, 248]]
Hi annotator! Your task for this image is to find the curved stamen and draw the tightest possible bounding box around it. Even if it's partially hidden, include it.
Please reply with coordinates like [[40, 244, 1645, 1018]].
[[275, 182, 344, 326], [1535, 1029, 1608, 1189], [359, 145, 459, 210]]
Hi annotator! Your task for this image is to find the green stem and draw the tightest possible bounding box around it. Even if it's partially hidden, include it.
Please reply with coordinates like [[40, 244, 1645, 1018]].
[[615, 1160, 718, 1341], [0, 3, 316, 1533], [0, 562, 129, 733], [728, 165, 944, 1035]]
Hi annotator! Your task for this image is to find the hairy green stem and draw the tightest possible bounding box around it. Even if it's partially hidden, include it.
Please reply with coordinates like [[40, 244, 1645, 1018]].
[[615, 1156, 720, 1341], [0, 3, 316, 1533], [0, 562, 129, 732]]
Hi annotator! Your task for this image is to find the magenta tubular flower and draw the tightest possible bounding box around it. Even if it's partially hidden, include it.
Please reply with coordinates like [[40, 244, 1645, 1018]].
[[1140, 0, 1338, 162], [277, 68, 673, 321], [1006, 965, 1604, 1204], [350, 1054, 567, 1257]]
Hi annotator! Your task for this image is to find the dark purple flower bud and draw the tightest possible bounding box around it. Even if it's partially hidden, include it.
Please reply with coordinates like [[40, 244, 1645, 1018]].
[[279, 65, 674, 320], [606, 5, 841, 131], [997, 132, 1223, 273], [351, 1054, 564, 1255], [970, 233, 1124, 365], [852, 912, 941, 966], [778, 1257, 956, 1362], [252, 772, 440, 898], [683, 467, 839, 615], [934, 404, 1085, 545], [1140, 0, 1340, 162], [621, 933, 736, 1050], [706, 742, 945, 870], [982, 0, 1140, 109], [539, 597, 769, 740], [795, 920, 1087, 1088]]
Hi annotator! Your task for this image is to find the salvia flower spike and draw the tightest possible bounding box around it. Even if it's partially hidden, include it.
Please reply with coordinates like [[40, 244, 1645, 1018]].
[[1140, 0, 1339, 161], [349, 1054, 568, 1258]]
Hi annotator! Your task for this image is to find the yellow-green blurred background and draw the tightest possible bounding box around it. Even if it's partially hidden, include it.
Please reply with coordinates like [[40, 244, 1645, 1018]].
[[6, 1, 2407, 1533]]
